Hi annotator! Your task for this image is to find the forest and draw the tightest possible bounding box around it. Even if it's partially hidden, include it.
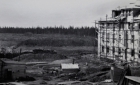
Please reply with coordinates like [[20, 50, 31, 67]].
[[0, 26, 97, 37]]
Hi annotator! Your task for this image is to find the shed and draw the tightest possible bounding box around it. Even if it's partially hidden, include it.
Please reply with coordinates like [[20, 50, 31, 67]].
[[0, 58, 26, 82], [60, 63, 80, 73]]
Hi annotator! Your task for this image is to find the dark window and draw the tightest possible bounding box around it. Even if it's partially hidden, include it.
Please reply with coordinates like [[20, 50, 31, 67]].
[[125, 49, 127, 55], [106, 33, 110, 42], [107, 47, 109, 53], [112, 47, 115, 53], [122, 24, 124, 28], [102, 32, 105, 42], [128, 22, 131, 29], [131, 49, 135, 56], [118, 48, 121, 54], [102, 46, 104, 52], [139, 51, 140, 58], [118, 35, 121, 43], [131, 35, 134, 43], [113, 34, 115, 43]]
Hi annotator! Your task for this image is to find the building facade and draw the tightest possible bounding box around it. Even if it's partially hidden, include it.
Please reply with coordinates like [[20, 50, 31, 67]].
[[98, 2, 140, 63]]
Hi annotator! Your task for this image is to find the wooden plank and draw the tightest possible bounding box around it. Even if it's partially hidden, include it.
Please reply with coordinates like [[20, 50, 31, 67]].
[[125, 76, 140, 83]]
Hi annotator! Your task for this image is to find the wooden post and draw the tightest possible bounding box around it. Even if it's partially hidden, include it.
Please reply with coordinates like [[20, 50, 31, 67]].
[[19, 48, 22, 61]]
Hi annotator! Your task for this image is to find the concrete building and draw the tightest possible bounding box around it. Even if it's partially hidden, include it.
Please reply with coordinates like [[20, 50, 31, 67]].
[[0, 59, 26, 82], [98, 1, 140, 63]]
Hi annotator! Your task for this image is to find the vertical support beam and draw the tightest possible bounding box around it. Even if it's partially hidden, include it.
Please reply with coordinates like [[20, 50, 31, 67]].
[[125, 30, 128, 62], [98, 18, 101, 59], [113, 22, 115, 60], [132, 14, 135, 62], [106, 15, 108, 58], [125, 12, 128, 62], [118, 19, 121, 62], [99, 19, 101, 59]]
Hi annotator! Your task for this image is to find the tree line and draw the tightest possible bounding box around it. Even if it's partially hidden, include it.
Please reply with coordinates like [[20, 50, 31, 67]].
[[0, 26, 97, 37]]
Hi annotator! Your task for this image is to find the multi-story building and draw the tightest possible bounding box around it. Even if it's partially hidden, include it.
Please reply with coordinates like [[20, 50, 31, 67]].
[[98, 1, 140, 63]]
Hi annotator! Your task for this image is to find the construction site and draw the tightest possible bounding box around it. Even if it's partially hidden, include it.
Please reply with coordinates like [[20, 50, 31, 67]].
[[98, 1, 140, 64], [97, 0, 140, 84], [0, 0, 140, 85]]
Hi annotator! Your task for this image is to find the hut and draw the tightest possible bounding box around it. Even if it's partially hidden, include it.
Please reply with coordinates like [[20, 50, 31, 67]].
[[60, 63, 80, 73], [0, 58, 26, 82]]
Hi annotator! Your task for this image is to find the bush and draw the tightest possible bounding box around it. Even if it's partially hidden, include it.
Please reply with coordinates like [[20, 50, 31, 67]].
[[43, 76, 52, 81], [85, 67, 100, 74], [17, 37, 95, 47], [16, 76, 35, 81], [131, 67, 140, 76]]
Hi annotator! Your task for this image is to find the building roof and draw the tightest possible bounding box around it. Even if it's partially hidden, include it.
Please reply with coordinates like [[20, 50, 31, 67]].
[[125, 76, 140, 83], [0, 58, 25, 65], [134, 15, 140, 20], [58, 81, 94, 85], [113, 1, 140, 10], [57, 81, 81, 84], [61, 63, 79, 69]]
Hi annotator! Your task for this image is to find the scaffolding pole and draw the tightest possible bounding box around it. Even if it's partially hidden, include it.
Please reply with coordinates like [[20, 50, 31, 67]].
[[106, 15, 108, 58]]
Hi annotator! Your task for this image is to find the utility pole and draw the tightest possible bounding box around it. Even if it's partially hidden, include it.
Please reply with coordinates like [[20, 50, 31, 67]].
[[19, 48, 22, 61]]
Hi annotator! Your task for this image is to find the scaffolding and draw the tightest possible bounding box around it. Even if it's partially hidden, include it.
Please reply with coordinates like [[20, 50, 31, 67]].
[[97, 5, 140, 64]]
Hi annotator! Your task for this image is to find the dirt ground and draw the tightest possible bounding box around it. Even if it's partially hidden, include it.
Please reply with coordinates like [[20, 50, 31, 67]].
[[19, 53, 113, 85]]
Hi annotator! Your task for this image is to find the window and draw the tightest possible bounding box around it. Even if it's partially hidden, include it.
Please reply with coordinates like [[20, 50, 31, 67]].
[[112, 47, 115, 53], [128, 22, 131, 29], [131, 35, 134, 43], [139, 50, 140, 58], [107, 47, 109, 53], [106, 33, 110, 42], [102, 32, 105, 42], [118, 48, 121, 54], [131, 49, 135, 56], [139, 38, 140, 47], [121, 24, 124, 28], [113, 34, 115, 43], [139, 23, 140, 29], [102, 46, 104, 52], [118, 34, 121, 43]]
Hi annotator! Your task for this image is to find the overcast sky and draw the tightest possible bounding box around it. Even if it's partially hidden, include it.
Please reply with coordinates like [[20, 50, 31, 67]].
[[0, 0, 135, 27]]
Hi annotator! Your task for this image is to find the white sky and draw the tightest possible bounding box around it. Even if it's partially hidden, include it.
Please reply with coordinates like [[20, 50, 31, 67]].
[[0, 0, 135, 27]]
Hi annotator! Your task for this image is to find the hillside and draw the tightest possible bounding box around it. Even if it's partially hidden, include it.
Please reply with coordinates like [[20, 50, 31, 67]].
[[0, 33, 97, 48]]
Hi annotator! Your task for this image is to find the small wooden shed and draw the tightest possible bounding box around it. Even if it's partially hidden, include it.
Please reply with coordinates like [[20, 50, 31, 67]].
[[0, 58, 26, 82], [60, 63, 80, 73]]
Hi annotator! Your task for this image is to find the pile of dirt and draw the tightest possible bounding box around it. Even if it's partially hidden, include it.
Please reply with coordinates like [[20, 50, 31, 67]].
[[13, 53, 67, 62]]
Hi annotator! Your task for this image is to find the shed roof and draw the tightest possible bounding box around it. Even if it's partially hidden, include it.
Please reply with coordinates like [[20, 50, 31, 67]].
[[0, 58, 25, 65], [61, 63, 79, 69], [58, 81, 80, 84]]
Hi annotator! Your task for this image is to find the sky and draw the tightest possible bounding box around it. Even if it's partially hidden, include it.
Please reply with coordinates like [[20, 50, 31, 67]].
[[0, 0, 135, 27]]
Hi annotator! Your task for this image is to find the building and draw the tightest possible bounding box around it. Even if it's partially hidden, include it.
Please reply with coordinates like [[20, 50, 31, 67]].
[[98, 1, 140, 63], [60, 63, 79, 73], [0, 58, 26, 82]]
